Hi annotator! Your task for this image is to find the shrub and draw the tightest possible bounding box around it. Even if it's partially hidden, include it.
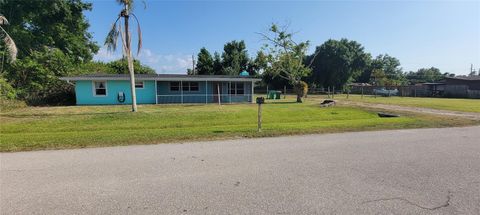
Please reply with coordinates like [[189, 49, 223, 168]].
[[294, 81, 308, 102]]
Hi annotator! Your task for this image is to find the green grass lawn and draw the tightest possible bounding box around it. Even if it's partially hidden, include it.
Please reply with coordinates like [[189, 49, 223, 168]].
[[331, 94, 480, 113], [1, 98, 477, 152]]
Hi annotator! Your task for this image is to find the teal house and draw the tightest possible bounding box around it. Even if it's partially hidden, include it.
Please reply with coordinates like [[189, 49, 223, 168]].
[[60, 74, 261, 105]]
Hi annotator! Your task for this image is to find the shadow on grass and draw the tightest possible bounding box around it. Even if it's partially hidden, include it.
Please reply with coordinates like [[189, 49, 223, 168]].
[[266, 101, 299, 105], [1, 111, 136, 118]]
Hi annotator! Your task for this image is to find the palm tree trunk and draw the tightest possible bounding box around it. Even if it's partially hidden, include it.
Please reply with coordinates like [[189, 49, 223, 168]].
[[124, 12, 137, 112]]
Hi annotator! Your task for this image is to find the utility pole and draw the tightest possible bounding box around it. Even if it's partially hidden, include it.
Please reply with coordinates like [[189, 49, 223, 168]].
[[192, 54, 196, 75]]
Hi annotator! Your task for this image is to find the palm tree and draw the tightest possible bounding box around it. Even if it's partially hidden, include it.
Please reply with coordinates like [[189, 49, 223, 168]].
[[0, 15, 18, 73], [105, 0, 143, 112]]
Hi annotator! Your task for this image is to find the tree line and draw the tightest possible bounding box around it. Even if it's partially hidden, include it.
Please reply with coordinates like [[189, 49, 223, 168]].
[[193, 38, 454, 92]]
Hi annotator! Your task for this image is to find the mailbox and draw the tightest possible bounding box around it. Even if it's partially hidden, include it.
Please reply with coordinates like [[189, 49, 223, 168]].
[[256, 97, 265, 104]]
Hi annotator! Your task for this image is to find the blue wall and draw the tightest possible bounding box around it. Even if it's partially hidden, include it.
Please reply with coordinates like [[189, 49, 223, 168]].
[[75, 80, 156, 105], [74, 80, 253, 105]]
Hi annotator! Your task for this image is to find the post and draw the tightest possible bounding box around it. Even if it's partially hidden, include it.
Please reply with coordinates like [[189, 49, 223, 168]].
[[346, 86, 349, 99], [251, 81, 255, 103], [414, 87, 417, 97], [205, 80, 208, 104], [258, 102, 262, 132], [217, 83, 221, 105], [332, 86, 335, 99], [180, 80, 184, 104], [284, 85, 286, 99], [155, 81, 158, 104], [327, 86, 330, 98], [229, 81, 232, 103], [266, 85, 269, 97], [361, 86, 364, 99]]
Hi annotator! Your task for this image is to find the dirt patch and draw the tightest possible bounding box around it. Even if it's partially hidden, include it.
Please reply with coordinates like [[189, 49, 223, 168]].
[[343, 101, 480, 120]]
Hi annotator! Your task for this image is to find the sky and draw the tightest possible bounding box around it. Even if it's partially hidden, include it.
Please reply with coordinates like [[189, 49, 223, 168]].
[[85, 0, 480, 75]]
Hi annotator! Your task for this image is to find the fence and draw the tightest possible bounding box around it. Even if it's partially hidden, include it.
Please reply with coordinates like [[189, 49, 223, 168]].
[[156, 94, 253, 104], [255, 85, 480, 99]]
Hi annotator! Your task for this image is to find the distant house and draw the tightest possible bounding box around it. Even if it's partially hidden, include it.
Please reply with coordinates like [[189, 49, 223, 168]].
[[60, 74, 262, 105], [440, 76, 480, 98]]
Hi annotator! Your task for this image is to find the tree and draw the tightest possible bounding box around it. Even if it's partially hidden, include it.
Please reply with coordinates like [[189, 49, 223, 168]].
[[371, 54, 406, 86], [105, 0, 143, 112], [307, 39, 370, 88], [259, 24, 313, 103], [405, 67, 443, 84], [0, 15, 17, 67], [107, 58, 155, 74], [247, 51, 268, 76], [195, 48, 214, 75], [0, 0, 98, 62], [212, 52, 223, 75], [1, 0, 98, 105], [7, 48, 77, 105], [221, 40, 249, 75]]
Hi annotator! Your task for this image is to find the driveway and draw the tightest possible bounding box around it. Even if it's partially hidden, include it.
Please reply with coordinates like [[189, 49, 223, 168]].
[[1, 126, 480, 214]]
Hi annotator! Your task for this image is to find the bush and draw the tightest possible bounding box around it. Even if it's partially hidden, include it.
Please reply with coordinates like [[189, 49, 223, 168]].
[[0, 76, 17, 100], [294, 81, 308, 102]]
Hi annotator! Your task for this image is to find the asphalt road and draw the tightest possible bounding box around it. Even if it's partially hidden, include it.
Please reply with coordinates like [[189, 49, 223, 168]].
[[1, 126, 480, 214]]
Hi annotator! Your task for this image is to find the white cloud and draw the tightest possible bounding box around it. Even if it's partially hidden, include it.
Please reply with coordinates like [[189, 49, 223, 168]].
[[93, 47, 192, 74]]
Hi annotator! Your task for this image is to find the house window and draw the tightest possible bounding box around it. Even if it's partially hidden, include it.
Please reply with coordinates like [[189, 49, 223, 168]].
[[237, 83, 244, 95], [179, 82, 199, 92], [230, 82, 245, 95], [135, 81, 144, 89], [189, 82, 199, 91], [182, 82, 190, 91], [170, 82, 180, 91], [93, 81, 107, 96]]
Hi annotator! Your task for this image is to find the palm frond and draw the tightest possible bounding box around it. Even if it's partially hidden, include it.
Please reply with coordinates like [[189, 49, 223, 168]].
[[104, 17, 121, 52], [117, 23, 128, 57], [116, 0, 133, 8], [0, 15, 8, 25], [0, 26, 17, 62], [131, 13, 142, 55]]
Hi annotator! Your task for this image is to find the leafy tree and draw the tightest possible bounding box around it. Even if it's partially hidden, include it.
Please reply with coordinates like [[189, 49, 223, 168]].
[[195, 48, 214, 75], [77, 59, 154, 75], [0, 75, 16, 99], [247, 51, 268, 76], [1, 0, 99, 105], [307, 39, 370, 89], [0, 0, 98, 62], [221, 40, 249, 75], [212, 52, 223, 75], [106, 58, 155, 74], [105, 0, 143, 112], [370, 54, 406, 86], [6, 48, 76, 105], [405, 67, 443, 84], [260, 24, 313, 102]]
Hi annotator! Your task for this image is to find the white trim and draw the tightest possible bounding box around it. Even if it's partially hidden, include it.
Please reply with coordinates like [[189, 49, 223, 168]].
[[155, 80, 158, 104], [92, 80, 107, 97], [180, 80, 183, 104], [251, 80, 254, 103]]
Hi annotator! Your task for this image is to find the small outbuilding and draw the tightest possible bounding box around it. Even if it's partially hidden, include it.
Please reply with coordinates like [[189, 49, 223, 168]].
[[443, 76, 480, 98]]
